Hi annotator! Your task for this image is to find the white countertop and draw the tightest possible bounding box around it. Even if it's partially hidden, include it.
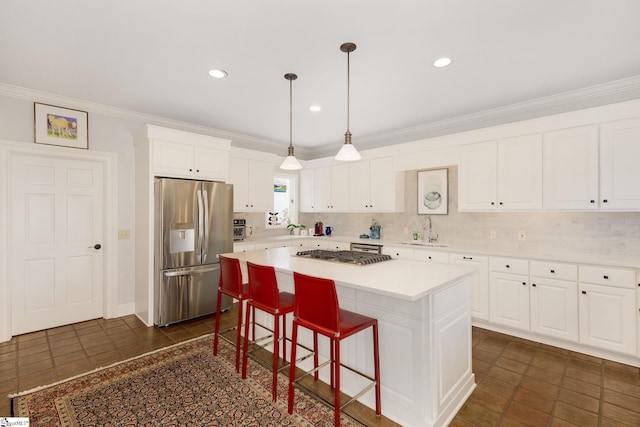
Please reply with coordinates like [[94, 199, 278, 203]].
[[222, 246, 476, 301], [237, 235, 640, 269]]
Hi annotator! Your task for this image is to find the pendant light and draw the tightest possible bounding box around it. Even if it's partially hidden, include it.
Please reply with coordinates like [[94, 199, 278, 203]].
[[335, 42, 362, 162], [280, 73, 302, 170]]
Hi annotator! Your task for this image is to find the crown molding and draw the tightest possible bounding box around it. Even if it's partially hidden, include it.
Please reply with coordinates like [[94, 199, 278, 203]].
[[306, 75, 640, 159], [0, 83, 292, 156], [3, 75, 640, 161]]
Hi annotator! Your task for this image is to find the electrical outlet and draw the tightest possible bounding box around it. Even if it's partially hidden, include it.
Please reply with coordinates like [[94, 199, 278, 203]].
[[490, 230, 497, 239], [404, 227, 409, 234], [118, 229, 131, 240], [518, 230, 527, 241]]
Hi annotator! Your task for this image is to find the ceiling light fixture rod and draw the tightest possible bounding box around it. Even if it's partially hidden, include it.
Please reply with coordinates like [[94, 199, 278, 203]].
[[336, 42, 361, 162], [280, 73, 302, 170]]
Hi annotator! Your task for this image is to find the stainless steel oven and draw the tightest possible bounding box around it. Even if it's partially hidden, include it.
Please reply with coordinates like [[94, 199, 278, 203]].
[[233, 219, 246, 241]]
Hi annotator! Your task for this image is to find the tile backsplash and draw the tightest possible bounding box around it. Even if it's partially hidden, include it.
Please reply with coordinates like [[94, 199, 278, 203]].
[[244, 166, 640, 258]]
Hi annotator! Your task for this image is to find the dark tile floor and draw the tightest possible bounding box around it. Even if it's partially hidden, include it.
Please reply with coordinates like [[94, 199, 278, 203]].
[[1, 306, 639, 426]]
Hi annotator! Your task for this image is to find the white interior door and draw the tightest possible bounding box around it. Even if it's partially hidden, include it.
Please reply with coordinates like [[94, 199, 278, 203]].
[[11, 154, 104, 335]]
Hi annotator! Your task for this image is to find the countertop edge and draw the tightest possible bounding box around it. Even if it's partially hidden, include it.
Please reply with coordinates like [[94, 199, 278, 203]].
[[235, 235, 640, 270]]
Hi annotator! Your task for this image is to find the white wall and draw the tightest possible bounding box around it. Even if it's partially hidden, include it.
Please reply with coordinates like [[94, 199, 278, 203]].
[[0, 94, 140, 312]]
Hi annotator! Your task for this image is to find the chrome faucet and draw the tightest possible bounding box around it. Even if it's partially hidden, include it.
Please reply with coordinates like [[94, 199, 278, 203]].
[[422, 216, 438, 243]]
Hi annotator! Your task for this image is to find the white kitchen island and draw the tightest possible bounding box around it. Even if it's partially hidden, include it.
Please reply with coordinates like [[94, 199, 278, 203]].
[[222, 247, 477, 427]]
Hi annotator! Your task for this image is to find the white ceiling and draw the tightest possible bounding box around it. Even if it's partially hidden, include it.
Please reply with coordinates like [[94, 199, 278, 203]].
[[2, 1, 640, 159]]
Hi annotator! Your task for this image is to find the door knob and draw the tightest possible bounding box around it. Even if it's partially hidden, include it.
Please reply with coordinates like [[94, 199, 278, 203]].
[[89, 244, 102, 250]]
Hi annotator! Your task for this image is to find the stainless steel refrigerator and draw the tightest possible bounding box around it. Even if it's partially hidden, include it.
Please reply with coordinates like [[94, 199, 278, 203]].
[[154, 178, 233, 327]]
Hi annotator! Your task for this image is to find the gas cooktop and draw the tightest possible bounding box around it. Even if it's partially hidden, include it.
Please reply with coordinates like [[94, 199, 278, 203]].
[[295, 249, 392, 266]]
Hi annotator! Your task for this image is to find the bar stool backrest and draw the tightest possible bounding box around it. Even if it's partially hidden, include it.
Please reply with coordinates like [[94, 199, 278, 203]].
[[246, 262, 279, 309], [219, 255, 244, 297], [293, 272, 340, 335]]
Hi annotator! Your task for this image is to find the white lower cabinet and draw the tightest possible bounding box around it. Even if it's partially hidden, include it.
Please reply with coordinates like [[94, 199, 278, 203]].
[[233, 242, 256, 252], [382, 245, 414, 259], [530, 261, 578, 342], [449, 253, 489, 321], [411, 249, 449, 264], [578, 265, 637, 356], [489, 257, 530, 331]]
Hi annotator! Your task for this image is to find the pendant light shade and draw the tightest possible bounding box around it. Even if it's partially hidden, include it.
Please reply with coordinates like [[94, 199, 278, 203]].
[[280, 73, 302, 170], [335, 42, 361, 162]]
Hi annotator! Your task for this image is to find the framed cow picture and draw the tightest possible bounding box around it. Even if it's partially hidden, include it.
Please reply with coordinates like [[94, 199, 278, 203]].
[[34, 103, 88, 149]]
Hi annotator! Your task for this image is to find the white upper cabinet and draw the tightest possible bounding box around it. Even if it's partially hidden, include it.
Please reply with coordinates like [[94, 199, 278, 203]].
[[151, 137, 229, 181], [314, 164, 349, 212], [543, 126, 599, 210], [497, 134, 543, 210], [348, 157, 403, 212], [458, 141, 497, 211], [229, 157, 274, 212], [299, 168, 315, 212], [599, 118, 640, 210], [459, 135, 542, 211]]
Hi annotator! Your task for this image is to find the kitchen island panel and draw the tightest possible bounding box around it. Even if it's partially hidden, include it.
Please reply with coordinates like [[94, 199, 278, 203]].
[[225, 247, 475, 427]]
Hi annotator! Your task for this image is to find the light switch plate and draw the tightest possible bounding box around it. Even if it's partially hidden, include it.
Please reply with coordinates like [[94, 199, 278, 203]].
[[118, 229, 131, 240]]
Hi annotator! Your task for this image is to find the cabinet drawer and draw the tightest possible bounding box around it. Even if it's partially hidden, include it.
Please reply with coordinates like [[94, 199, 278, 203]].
[[412, 250, 449, 264], [382, 246, 413, 259], [579, 265, 636, 289], [490, 257, 529, 275], [530, 261, 577, 281]]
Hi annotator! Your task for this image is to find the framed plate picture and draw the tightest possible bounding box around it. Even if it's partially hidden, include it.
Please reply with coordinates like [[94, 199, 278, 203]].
[[34, 103, 88, 149], [417, 168, 448, 215]]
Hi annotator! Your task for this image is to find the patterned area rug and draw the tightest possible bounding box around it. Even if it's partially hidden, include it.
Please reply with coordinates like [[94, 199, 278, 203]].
[[11, 335, 364, 426]]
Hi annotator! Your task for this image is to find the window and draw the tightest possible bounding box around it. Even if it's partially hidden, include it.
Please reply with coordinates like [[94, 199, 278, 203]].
[[265, 174, 297, 229]]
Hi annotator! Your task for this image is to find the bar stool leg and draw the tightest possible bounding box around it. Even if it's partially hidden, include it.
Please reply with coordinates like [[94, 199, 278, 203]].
[[313, 331, 319, 381], [241, 303, 252, 380], [373, 322, 381, 415], [333, 336, 341, 426], [234, 301, 244, 372], [213, 290, 223, 356], [271, 312, 280, 401], [287, 319, 299, 415]]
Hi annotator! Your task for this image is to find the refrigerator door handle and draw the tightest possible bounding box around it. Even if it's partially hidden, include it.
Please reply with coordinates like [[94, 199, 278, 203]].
[[202, 188, 210, 263], [163, 265, 220, 277], [196, 189, 204, 261]]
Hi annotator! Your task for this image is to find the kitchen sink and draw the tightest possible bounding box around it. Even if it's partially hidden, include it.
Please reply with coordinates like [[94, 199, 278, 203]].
[[400, 241, 448, 248]]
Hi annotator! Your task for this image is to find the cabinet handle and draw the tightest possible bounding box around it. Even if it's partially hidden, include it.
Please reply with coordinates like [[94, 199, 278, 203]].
[[491, 202, 495, 206], [522, 282, 527, 286], [603, 199, 608, 203], [506, 264, 510, 268], [499, 202, 503, 205], [550, 269, 555, 273], [590, 200, 595, 204], [189, 168, 193, 172], [196, 169, 200, 172], [581, 290, 587, 295], [428, 256, 432, 259], [463, 256, 473, 260], [603, 275, 609, 279], [532, 283, 537, 287]]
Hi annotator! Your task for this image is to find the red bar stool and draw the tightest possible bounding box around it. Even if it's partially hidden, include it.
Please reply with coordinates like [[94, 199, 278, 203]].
[[213, 255, 250, 372], [287, 272, 381, 426], [241, 262, 295, 401]]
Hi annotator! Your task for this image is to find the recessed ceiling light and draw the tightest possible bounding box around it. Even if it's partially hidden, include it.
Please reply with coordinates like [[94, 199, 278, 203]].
[[208, 68, 228, 79], [309, 105, 322, 112], [433, 57, 452, 68]]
